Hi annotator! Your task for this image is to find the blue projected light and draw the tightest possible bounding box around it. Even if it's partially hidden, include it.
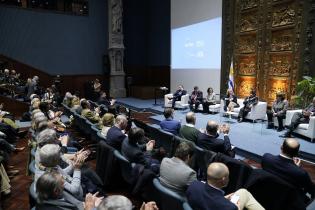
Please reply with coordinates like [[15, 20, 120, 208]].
[[171, 17, 222, 69]]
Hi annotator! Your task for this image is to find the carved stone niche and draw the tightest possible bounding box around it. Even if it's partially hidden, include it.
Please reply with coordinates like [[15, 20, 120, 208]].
[[272, 4, 296, 27], [108, 48, 126, 97], [238, 55, 256, 75], [240, 12, 258, 32], [240, 0, 259, 10], [269, 54, 292, 76], [271, 29, 293, 51], [239, 35, 256, 53]]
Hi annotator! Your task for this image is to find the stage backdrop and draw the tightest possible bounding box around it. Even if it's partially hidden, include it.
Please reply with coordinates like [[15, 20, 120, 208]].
[[171, 0, 222, 94]]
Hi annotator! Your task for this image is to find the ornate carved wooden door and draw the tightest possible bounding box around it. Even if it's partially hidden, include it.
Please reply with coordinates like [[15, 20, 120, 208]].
[[231, 0, 304, 104]]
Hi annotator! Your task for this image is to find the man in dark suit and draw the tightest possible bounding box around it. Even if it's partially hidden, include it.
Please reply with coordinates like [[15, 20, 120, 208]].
[[280, 97, 315, 137], [121, 127, 159, 173], [189, 86, 203, 112], [160, 108, 181, 135], [197, 121, 234, 157], [261, 138, 315, 200], [169, 85, 187, 108], [106, 115, 128, 150], [187, 162, 264, 210]]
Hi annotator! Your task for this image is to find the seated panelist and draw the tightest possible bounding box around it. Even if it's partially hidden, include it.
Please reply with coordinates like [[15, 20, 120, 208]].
[[237, 89, 258, 122], [189, 86, 203, 112], [266, 92, 288, 131], [168, 85, 187, 108]]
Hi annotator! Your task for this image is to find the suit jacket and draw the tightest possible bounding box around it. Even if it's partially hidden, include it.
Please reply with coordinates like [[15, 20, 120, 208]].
[[179, 124, 200, 143], [159, 157, 196, 194], [121, 138, 151, 167], [173, 89, 187, 99], [81, 108, 100, 123], [190, 90, 203, 103], [160, 118, 181, 135], [106, 126, 126, 150], [261, 153, 315, 197], [197, 132, 232, 156], [186, 181, 238, 210]]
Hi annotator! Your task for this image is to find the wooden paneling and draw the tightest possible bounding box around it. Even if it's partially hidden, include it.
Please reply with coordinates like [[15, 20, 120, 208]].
[[0, 95, 28, 117]]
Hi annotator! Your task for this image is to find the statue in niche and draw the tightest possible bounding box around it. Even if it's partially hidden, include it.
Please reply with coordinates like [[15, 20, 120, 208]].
[[241, 0, 258, 10], [112, 0, 122, 33], [272, 6, 295, 27], [240, 15, 257, 32], [271, 33, 292, 51], [270, 56, 291, 76], [239, 36, 256, 53], [240, 60, 256, 75]]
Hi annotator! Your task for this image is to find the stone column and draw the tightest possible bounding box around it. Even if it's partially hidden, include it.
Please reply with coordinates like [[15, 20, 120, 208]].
[[108, 0, 126, 97]]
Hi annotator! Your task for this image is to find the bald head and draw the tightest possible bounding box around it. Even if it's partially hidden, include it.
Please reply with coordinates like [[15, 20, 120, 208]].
[[281, 138, 300, 158], [206, 120, 218, 136], [207, 162, 229, 189], [186, 112, 196, 125]]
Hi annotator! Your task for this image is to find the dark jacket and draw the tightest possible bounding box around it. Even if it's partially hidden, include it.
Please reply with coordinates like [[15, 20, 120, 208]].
[[173, 89, 187, 99], [197, 133, 233, 157], [261, 153, 315, 197], [106, 126, 126, 151], [121, 138, 152, 168], [186, 181, 238, 210], [160, 118, 181, 135]]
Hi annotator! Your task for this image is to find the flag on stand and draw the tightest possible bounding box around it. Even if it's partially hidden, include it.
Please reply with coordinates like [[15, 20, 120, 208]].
[[228, 58, 234, 91]]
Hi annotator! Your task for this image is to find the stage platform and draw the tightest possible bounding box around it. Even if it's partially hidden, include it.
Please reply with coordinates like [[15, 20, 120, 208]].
[[117, 97, 315, 163]]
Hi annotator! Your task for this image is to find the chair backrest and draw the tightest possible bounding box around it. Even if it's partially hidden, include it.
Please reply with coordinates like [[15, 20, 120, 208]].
[[244, 169, 306, 210], [193, 145, 216, 180], [183, 202, 193, 210], [154, 129, 175, 157], [152, 178, 186, 210], [61, 103, 71, 117], [95, 141, 121, 189], [29, 182, 37, 208], [114, 150, 134, 185], [90, 126, 100, 142], [133, 119, 148, 132]]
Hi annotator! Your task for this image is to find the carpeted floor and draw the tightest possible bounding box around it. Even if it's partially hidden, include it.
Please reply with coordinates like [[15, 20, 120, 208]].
[[117, 97, 315, 160]]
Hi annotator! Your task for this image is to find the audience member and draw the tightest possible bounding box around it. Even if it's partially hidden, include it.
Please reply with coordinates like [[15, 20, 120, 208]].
[[159, 141, 196, 194], [203, 87, 216, 113], [187, 162, 265, 210], [121, 127, 159, 173], [266, 92, 288, 131], [35, 144, 86, 200], [189, 86, 203, 112], [106, 115, 128, 150], [36, 171, 103, 210], [280, 96, 315, 137], [262, 138, 315, 200], [100, 113, 115, 138], [168, 85, 187, 108], [81, 99, 101, 123], [97, 195, 158, 210], [160, 108, 181, 135], [197, 121, 234, 157], [179, 112, 200, 143], [238, 89, 258, 123]]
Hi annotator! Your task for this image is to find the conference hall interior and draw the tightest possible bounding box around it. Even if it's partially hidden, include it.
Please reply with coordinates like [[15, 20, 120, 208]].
[[0, 0, 315, 209]]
